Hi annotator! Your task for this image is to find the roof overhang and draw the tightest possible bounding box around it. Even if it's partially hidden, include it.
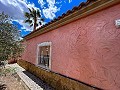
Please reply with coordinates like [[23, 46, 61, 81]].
[[24, 0, 120, 40]]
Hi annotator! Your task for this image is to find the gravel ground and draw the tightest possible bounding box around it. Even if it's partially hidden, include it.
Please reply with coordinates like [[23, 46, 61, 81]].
[[0, 64, 28, 90], [0, 75, 27, 90], [0, 64, 54, 90]]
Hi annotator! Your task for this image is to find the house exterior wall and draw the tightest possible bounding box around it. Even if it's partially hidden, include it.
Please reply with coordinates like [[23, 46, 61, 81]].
[[22, 4, 120, 90]]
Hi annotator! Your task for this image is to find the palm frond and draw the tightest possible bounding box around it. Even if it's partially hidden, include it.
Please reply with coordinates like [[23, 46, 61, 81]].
[[24, 7, 44, 30], [36, 23, 38, 27], [39, 22, 42, 25], [24, 19, 32, 24], [32, 7, 35, 13], [41, 18, 44, 21], [28, 8, 32, 13], [36, 9, 41, 17], [30, 24, 33, 27], [28, 8, 34, 18], [30, 13, 34, 18], [24, 12, 30, 19]]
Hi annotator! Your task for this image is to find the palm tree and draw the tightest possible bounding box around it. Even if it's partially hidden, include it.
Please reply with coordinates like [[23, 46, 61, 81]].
[[24, 8, 44, 31]]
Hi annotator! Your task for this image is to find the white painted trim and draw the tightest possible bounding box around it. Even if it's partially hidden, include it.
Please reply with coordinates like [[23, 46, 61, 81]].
[[38, 42, 51, 47], [36, 42, 52, 70]]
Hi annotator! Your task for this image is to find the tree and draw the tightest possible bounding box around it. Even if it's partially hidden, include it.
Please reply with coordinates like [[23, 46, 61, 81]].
[[24, 7, 44, 31], [0, 12, 24, 64]]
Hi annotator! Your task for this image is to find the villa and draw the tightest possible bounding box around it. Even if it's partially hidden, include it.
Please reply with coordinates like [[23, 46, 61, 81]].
[[20, 0, 120, 90]]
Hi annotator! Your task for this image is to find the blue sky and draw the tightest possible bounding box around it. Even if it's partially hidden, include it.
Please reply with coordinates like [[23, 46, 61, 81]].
[[0, 0, 86, 37]]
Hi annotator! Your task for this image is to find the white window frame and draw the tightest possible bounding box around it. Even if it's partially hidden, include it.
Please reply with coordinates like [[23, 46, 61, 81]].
[[36, 42, 52, 70]]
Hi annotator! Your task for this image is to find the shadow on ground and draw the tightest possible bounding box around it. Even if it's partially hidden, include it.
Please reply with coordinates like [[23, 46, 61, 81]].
[[23, 71, 54, 90], [0, 84, 7, 90]]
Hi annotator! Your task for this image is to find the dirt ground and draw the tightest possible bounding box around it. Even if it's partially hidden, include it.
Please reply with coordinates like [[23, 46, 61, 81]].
[[0, 67, 27, 90]]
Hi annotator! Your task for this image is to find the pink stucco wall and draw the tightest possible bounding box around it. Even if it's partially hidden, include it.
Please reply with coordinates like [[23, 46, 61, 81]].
[[22, 4, 120, 90]]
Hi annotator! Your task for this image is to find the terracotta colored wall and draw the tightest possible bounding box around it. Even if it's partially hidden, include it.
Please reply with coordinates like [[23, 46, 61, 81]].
[[22, 4, 120, 90]]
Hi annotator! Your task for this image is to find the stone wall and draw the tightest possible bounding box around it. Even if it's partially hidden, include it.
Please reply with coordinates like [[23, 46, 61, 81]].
[[17, 60, 100, 90]]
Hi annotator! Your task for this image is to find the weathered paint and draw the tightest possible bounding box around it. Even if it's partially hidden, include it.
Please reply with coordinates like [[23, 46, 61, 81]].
[[22, 4, 120, 90]]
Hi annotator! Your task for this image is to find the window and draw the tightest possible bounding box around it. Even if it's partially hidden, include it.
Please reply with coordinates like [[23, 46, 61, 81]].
[[37, 42, 51, 69]]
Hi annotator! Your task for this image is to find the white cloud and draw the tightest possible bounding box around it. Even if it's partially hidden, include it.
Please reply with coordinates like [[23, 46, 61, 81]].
[[0, 0, 41, 31], [0, 0, 26, 20], [39, 0, 60, 20], [0, 0, 71, 32], [13, 19, 32, 31], [38, 0, 45, 8], [68, 0, 72, 3], [43, 5, 60, 19], [46, 0, 55, 6]]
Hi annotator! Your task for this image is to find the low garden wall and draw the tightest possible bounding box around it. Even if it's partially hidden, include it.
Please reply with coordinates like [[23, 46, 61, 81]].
[[17, 60, 101, 90]]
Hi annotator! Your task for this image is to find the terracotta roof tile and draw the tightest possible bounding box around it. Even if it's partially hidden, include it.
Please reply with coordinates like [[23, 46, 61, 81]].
[[24, 0, 97, 38], [28, 0, 120, 41]]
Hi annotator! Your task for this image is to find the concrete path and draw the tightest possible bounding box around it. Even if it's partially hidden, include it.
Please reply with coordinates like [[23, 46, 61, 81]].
[[6, 63, 54, 90]]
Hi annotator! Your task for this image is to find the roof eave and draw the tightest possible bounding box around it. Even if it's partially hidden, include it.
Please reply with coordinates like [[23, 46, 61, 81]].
[[24, 0, 120, 40]]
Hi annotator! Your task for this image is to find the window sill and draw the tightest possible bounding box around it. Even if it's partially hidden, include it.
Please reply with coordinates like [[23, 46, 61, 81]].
[[36, 65, 51, 72]]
